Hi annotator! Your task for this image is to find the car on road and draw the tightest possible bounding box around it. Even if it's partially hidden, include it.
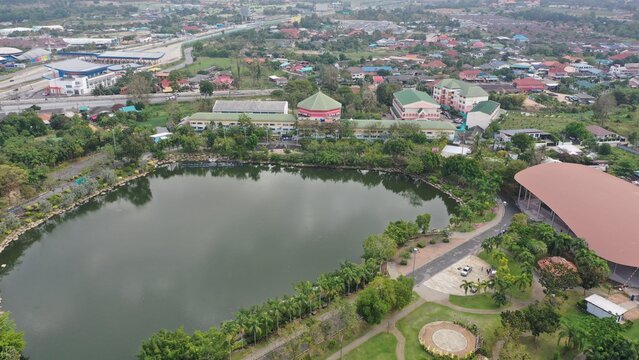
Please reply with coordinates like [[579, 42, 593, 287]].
[[460, 266, 472, 277]]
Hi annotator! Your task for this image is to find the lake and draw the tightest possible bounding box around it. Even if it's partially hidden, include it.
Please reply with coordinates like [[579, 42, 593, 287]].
[[0, 164, 456, 359]]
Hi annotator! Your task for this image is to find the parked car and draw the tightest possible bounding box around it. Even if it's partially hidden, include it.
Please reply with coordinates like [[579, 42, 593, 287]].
[[460, 266, 472, 277]]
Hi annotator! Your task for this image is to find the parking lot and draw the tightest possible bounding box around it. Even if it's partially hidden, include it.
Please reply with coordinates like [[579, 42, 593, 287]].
[[422, 255, 492, 295]]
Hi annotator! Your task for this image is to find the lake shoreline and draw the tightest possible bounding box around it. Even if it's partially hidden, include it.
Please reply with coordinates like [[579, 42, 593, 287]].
[[0, 154, 464, 258]]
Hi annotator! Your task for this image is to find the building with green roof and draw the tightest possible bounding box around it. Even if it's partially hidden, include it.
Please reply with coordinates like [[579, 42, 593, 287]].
[[433, 78, 489, 114], [297, 91, 342, 120], [466, 100, 501, 130], [186, 112, 297, 134], [351, 119, 456, 140], [391, 88, 441, 120]]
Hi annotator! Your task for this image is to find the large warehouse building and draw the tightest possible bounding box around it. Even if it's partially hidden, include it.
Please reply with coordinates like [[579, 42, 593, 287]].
[[515, 163, 639, 287], [44, 59, 116, 95]]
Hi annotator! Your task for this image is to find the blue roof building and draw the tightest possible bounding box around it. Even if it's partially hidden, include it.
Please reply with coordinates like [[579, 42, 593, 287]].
[[513, 34, 529, 42], [362, 66, 393, 73]]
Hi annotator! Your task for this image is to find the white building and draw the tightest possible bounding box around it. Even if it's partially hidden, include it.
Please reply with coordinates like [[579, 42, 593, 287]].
[[585, 294, 628, 323], [466, 100, 501, 130], [433, 79, 489, 114], [63, 38, 118, 47], [48, 72, 118, 96]]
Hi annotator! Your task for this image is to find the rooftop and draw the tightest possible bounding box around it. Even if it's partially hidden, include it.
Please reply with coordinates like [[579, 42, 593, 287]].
[[586, 125, 617, 137], [350, 119, 456, 130], [15, 48, 50, 61], [0, 47, 22, 55], [500, 128, 548, 136], [470, 100, 500, 115], [435, 78, 488, 97], [515, 163, 639, 267], [45, 59, 109, 73], [212, 100, 288, 114], [188, 112, 297, 123], [97, 51, 165, 60], [585, 294, 628, 316], [297, 91, 342, 111], [394, 88, 438, 106]]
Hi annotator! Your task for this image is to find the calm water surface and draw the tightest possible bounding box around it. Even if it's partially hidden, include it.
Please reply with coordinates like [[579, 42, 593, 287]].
[[0, 165, 456, 359]]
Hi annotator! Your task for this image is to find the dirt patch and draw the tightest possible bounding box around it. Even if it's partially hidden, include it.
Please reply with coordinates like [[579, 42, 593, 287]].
[[608, 293, 629, 304], [419, 321, 476, 358], [623, 307, 639, 321]]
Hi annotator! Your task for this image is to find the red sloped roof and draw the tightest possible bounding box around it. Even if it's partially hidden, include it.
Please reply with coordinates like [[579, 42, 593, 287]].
[[515, 163, 639, 267]]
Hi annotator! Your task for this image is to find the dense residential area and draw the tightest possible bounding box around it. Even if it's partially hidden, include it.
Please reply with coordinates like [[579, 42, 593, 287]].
[[0, 0, 639, 359]]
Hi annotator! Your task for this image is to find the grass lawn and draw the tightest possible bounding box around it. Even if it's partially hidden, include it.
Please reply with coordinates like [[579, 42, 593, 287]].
[[449, 293, 502, 310], [343, 333, 397, 360], [500, 107, 639, 139], [396, 302, 501, 360], [140, 102, 198, 129], [500, 111, 591, 134], [185, 57, 233, 73]]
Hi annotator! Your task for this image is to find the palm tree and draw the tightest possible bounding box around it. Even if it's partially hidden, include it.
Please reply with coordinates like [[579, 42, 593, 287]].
[[221, 320, 241, 357], [285, 297, 299, 322], [460, 280, 475, 295], [294, 281, 314, 316], [246, 314, 262, 345], [341, 263, 356, 294], [260, 311, 273, 337]]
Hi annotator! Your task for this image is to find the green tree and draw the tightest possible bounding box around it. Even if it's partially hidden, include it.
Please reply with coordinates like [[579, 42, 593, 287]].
[[355, 277, 397, 324], [510, 133, 533, 154], [611, 158, 637, 177], [523, 301, 560, 341], [539, 262, 580, 296], [563, 121, 589, 141], [575, 249, 609, 292], [127, 73, 152, 105], [415, 214, 431, 234], [137, 328, 191, 360], [0, 165, 27, 198], [0, 313, 24, 359], [393, 276, 414, 309], [383, 220, 419, 246], [362, 234, 396, 262], [199, 80, 215, 96], [592, 93, 617, 126], [585, 317, 639, 360]]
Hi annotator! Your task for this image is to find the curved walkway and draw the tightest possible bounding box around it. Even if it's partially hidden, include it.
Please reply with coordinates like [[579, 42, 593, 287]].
[[328, 199, 519, 360], [325, 298, 426, 360]]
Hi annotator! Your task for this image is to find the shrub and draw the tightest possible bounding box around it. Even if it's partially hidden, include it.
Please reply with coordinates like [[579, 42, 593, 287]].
[[443, 238, 450, 243], [400, 259, 408, 265], [429, 239, 436, 245], [417, 242, 425, 248]]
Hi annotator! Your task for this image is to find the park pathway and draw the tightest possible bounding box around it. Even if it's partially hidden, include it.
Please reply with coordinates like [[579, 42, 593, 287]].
[[325, 298, 426, 360], [327, 198, 520, 360]]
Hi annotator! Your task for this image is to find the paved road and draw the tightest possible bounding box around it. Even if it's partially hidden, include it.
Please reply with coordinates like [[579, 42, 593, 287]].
[[163, 47, 194, 73], [0, 17, 289, 100], [0, 89, 273, 113], [409, 200, 518, 284]]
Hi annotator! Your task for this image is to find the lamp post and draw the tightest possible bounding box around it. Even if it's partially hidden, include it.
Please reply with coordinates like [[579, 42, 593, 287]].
[[412, 247, 418, 278]]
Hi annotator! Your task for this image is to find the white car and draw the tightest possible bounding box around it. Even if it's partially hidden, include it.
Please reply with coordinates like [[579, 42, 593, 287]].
[[460, 266, 472, 277]]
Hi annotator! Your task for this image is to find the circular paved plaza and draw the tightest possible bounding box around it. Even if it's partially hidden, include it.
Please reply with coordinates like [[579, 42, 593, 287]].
[[418, 321, 476, 358]]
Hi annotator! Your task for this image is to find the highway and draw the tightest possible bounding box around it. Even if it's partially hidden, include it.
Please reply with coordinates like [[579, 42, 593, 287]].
[[0, 90, 274, 113], [0, 17, 289, 100]]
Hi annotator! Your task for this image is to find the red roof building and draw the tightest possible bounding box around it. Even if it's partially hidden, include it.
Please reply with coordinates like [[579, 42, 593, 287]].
[[459, 69, 482, 81], [422, 60, 447, 69], [280, 28, 301, 39], [213, 74, 233, 88], [513, 77, 545, 92], [610, 50, 635, 61]]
